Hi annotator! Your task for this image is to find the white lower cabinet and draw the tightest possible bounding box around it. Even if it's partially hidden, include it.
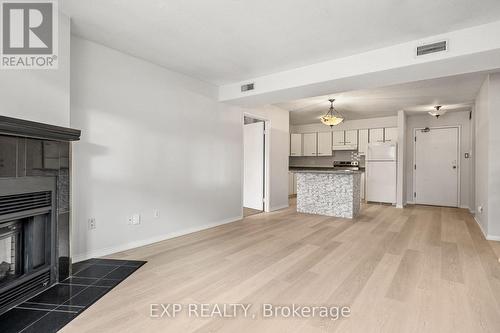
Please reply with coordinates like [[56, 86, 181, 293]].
[[293, 173, 297, 195], [360, 172, 365, 201], [289, 172, 298, 195]]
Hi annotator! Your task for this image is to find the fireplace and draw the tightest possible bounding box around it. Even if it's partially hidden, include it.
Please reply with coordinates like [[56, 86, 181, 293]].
[[0, 116, 80, 315], [0, 180, 57, 312]]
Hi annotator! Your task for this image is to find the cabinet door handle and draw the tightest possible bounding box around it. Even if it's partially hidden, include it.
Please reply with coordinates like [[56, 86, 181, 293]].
[[385, 139, 392, 142]]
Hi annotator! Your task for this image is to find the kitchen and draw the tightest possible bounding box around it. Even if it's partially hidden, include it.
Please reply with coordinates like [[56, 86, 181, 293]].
[[289, 117, 399, 218]]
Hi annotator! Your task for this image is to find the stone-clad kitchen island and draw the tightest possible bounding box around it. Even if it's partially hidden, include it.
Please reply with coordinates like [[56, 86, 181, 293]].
[[295, 170, 361, 218]]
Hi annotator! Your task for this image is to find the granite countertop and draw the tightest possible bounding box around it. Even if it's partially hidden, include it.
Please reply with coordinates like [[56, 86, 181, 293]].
[[289, 166, 365, 172], [291, 169, 363, 174]]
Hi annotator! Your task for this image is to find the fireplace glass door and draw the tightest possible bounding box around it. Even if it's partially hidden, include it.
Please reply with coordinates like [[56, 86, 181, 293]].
[[0, 221, 22, 287]]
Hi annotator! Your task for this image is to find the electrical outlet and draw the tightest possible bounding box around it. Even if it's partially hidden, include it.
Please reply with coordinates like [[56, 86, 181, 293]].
[[153, 209, 160, 218], [88, 217, 96, 230], [128, 214, 141, 225]]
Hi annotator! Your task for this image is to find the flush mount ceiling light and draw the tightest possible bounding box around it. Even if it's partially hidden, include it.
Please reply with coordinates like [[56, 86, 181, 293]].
[[428, 105, 447, 118], [320, 99, 344, 127]]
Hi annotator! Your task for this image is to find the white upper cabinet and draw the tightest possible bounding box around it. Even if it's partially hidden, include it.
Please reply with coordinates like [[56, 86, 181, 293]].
[[303, 133, 317, 156], [344, 130, 358, 147], [290, 133, 302, 156], [384, 127, 398, 143], [332, 131, 345, 146], [369, 128, 384, 143], [358, 129, 369, 155], [292, 126, 397, 157], [317, 132, 332, 156], [333, 130, 358, 150]]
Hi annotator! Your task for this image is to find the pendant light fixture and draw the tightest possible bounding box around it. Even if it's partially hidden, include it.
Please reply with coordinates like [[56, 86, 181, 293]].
[[320, 99, 344, 127], [428, 105, 446, 118]]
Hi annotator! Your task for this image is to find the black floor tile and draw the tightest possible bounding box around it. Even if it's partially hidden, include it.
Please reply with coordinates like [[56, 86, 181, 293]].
[[28, 284, 87, 305], [55, 304, 85, 313], [1, 258, 145, 333], [17, 302, 57, 311], [21, 310, 78, 333], [71, 261, 93, 274], [92, 278, 121, 287], [61, 276, 99, 286], [122, 260, 146, 267], [87, 258, 130, 266], [63, 286, 110, 307], [0, 308, 47, 333], [104, 266, 139, 280], [73, 264, 117, 278]]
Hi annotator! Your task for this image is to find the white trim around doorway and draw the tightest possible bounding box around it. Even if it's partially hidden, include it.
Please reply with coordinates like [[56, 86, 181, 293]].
[[412, 125, 461, 208]]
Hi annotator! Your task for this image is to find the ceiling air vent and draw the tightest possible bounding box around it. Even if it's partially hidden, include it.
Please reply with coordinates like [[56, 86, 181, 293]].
[[241, 83, 255, 92], [416, 41, 447, 56]]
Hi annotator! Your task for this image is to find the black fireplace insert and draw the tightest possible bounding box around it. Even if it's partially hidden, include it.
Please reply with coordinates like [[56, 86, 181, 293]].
[[0, 181, 57, 314]]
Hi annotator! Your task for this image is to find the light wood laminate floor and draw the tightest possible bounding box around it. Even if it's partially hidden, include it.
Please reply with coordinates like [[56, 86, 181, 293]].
[[62, 201, 500, 333]]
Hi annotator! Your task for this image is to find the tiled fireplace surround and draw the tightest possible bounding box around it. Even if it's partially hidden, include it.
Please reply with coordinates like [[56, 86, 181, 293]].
[[0, 116, 81, 315]]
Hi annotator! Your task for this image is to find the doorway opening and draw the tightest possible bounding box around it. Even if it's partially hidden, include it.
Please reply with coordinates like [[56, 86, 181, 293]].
[[243, 115, 268, 217], [413, 126, 460, 207]]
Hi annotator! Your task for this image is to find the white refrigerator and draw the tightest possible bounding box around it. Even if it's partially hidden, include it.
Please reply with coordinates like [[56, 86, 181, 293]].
[[366, 142, 397, 204]]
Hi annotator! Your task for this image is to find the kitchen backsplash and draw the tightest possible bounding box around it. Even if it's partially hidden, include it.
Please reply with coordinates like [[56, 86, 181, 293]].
[[290, 151, 365, 168]]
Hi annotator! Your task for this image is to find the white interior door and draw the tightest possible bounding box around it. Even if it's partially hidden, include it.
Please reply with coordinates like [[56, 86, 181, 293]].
[[244, 122, 264, 210], [415, 127, 459, 207]]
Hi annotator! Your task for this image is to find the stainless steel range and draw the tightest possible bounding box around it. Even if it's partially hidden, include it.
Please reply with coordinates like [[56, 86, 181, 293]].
[[333, 161, 360, 170]]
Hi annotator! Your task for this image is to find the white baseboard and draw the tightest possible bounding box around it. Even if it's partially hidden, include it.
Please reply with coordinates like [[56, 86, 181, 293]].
[[471, 215, 500, 241], [72, 215, 243, 263], [473, 215, 487, 238]]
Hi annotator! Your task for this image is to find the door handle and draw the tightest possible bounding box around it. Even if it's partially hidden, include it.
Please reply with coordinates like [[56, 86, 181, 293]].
[[452, 166, 457, 169]]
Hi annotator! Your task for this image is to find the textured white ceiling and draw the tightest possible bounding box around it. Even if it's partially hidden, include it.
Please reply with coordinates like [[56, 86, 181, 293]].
[[61, 0, 500, 85], [278, 72, 488, 125]]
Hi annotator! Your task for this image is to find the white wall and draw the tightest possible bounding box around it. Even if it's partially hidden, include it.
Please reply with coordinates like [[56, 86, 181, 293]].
[[291, 116, 397, 133], [405, 111, 473, 209], [397, 110, 407, 208], [475, 73, 500, 239], [475, 77, 490, 234], [0, 13, 70, 127], [489, 74, 500, 238], [70, 37, 289, 261]]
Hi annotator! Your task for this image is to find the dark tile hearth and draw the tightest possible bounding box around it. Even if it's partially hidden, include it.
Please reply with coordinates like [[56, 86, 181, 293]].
[[0, 258, 146, 333]]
